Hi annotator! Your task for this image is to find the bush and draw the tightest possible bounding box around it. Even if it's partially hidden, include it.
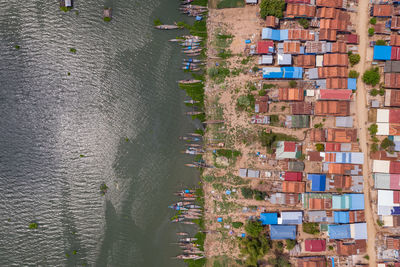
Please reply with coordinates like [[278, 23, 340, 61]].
[[381, 138, 395, 151], [328, 245, 334, 251], [314, 123, 323, 129], [379, 88, 385, 96], [232, 222, 244, 228], [363, 68, 380, 86], [254, 190, 268, 201], [259, 89, 267, 96], [286, 239, 296, 250], [245, 220, 264, 237], [263, 83, 275, 89], [298, 18, 309, 29], [315, 143, 325, 152], [370, 88, 378, 96], [29, 222, 38, 229], [370, 17, 377, 25], [236, 94, 255, 111], [70, 48, 77, 53], [104, 17, 111, 22], [252, 66, 259, 73], [14, 45, 20, 50], [241, 187, 254, 199], [260, 0, 285, 19], [289, 80, 297, 88], [240, 234, 271, 266], [368, 124, 378, 136], [259, 130, 297, 150], [303, 222, 320, 235], [269, 114, 280, 126], [368, 27, 375, 36], [376, 39, 386, 46], [371, 143, 378, 153], [349, 70, 359, 78], [377, 219, 384, 227], [349, 54, 360, 66]]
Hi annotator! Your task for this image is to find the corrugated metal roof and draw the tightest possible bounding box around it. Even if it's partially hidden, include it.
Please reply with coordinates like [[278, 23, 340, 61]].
[[308, 174, 327, 191], [336, 117, 353, 127], [270, 225, 297, 240], [350, 223, 367, 240], [260, 213, 278, 225], [374, 46, 392, 61], [280, 211, 303, 224], [328, 224, 351, 239]]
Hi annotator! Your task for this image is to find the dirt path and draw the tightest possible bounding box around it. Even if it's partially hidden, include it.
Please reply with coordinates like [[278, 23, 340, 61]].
[[355, 0, 377, 266]]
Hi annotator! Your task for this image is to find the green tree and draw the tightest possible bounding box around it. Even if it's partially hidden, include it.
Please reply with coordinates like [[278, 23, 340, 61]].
[[303, 222, 320, 234], [349, 54, 360, 66], [370, 88, 378, 96], [285, 239, 296, 250], [245, 220, 264, 237], [298, 18, 309, 29], [29, 222, 38, 229], [259, 89, 267, 96], [370, 17, 377, 25], [368, 27, 375, 36], [289, 80, 297, 88], [241, 187, 254, 199], [349, 70, 359, 78], [371, 143, 378, 153], [232, 222, 244, 228], [363, 68, 380, 86], [376, 39, 386, 46], [381, 138, 395, 151], [315, 143, 325, 152], [368, 124, 378, 136], [260, 0, 285, 19]]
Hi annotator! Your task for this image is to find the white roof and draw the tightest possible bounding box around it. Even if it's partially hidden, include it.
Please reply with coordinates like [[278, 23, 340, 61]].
[[373, 160, 390, 173], [316, 55, 323, 67], [377, 109, 390, 123], [350, 223, 367, 240], [306, 90, 315, 96], [383, 215, 394, 227], [246, 0, 258, 3], [377, 122, 389, 135], [378, 189, 394, 206], [259, 55, 273, 65], [277, 53, 292, 65]]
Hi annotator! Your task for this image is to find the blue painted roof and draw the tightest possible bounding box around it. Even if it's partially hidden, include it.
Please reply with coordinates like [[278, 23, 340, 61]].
[[262, 28, 288, 41], [349, 194, 365, 210], [373, 46, 392, 60], [282, 66, 303, 79], [260, 213, 278, 225], [334, 211, 350, 224], [328, 224, 351, 239], [308, 174, 326, 192], [348, 78, 357, 90], [392, 206, 400, 215], [270, 225, 296, 240]]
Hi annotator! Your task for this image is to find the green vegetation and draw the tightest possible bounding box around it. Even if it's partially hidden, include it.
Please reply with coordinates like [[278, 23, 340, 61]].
[[269, 114, 280, 126], [72, 250, 77, 255], [67, 72, 71, 76], [349, 70, 359, 78], [215, 149, 241, 159], [258, 89, 267, 96], [100, 183, 108, 195], [260, 0, 285, 19], [104, 17, 111, 22], [69, 48, 77, 53], [252, 66, 259, 73], [60, 6, 72, 12], [208, 66, 230, 83], [381, 138, 395, 152], [363, 67, 380, 86], [125, 137, 129, 142], [154, 19, 162, 26], [377, 219, 384, 227], [328, 245, 334, 251], [217, 0, 245, 9], [241, 57, 251, 65], [232, 222, 244, 228], [315, 143, 325, 152], [179, 81, 205, 122], [289, 80, 297, 88], [314, 123, 323, 129], [368, 27, 375, 36], [349, 54, 360, 66], [379, 88, 385, 96], [79, 154, 85, 157], [240, 221, 271, 266], [245, 220, 263, 237], [263, 83, 275, 90], [14, 45, 20, 50], [240, 187, 268, 201], [303, 222, 320, 235], [29, 222, 38, 229], [285, 239, 296, 250], [298, 18, 309, 29], [185, 258, 207, 267], [259, 130, 297, 152], [217, 49, 232, 59], [368, 124, 378, 137], [364, 255, 370, 260], [281, 106, 286, 111], [268, 251, 291, 267], [376, 39, 387, 46], [371, 143, 379, 153], [370, 88, 378, 96], [370, 17, 377, 25], [191, 0, 208, 6], [236, 94, 255, 111]]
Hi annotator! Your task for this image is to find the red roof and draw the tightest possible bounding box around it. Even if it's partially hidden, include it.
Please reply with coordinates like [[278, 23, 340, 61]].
[[319, 89, 352, 100], [305, 239, 326, 252], [284, 172, 302, 181], [257, 41, 274, 54], [390, 161, 400, 174], [325, 143, 341, 152], [394, 191, 400, 203], [373, 4, 393, 17], [390, 109, 400, 123], [285, 0, 311, 3], [392, 46, 400, 60], [284, 141, 296, 152], [346, 34, 359, 44]]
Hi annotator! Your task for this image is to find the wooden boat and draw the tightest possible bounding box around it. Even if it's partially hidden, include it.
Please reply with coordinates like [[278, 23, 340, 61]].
[[182, 150, 203, 155], [169, 38, 184, 42], [182, 67, 200, 72], [185, 52, 200, 56], [183, 49, 202, 54], [176, 232, 188, 236], [155, 25, 181, 30], [178, 79, 201, 84], [172, 201, 192, 206], [182, 197, 196, 201], [185, 111, 203, 115], [180, 237, 198, 242], [179, 136, 201, 142], [175, 254, 204, 260], [172, 217, 185, 222], [184, 100, 200, 105], [183, 249, 203, 254], [181, 221, 195, 225], [185, 204, 201, 209], [183, 59, 204, 63]]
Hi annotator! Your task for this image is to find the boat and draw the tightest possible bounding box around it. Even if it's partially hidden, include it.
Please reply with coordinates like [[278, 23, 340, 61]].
[[178, 79, 202, 84], [155, 25, 181, 30], [172, 217, 185, 222], [183, 249, 203, 254], [181, 221, 195, 225], [185, 204, 201, 209], [182, 149, 203, 155], [183, 49, 202, 54], [176, 232, 188, 236], [182, 67, 200, 72], [183, 59, 204, 63], [185, 111, 203, 115], [169, 205, 188, 211], [180, 238, 198, 243], [185, 52, 200, 56], [169, 38, 184, 42], [171, 201, 192, 206], [179, 136, 201, 142], [175, 254, 205, 260], [184, 143, 201, 148], [184, 100, 200, 105], [182, 197, 196, 201]]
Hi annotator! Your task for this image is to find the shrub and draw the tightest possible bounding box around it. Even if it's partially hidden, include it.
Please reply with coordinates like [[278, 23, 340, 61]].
[[368, 124, 378, 136], [368, 27, 375, 36], [269, 114, 280, 126], [370, 88, 378, 96], [70, 48, 77, 53], [236, 94, 255, 111], [314, 123, 323, 129], [349, 54, 360, 66], [259, 130, 297, 150], [379, 88, 385, 96], [260, 0, 285, 19], [364, 255, 370, 260], [104, 17, 111, 22], [370, 17, 377, 25], [371, 143, 378, 153], [29, 222, 38, 229], [245, 220, 264, 237], [281, 106, 286, 111], [376, 39, 386, 46], [381, 138, 395, 151], [377, 219, 384, 227], [289, 80, 297, 88], [14, 45, 20, 50], [241, 187, 254, 199], [303, 222, 320, 235], [254, 190, 268, 201], [240, 234, 271, 266], [328, 245, 334, 251], [259, 89, 267, 96], [286, 239, 296, 250], [315, 143, 325, 152], [298, 18, 309, 29], [232, 222, 244, 228], [363, 68, 380, 86], [263, 83, 275, 89], [349, 70, 359, 78], [252, 66, 259, 72]]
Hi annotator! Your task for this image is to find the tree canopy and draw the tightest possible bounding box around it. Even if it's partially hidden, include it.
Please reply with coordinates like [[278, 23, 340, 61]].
[[363, 68, 380, 86], [260, 0, 285, 19]]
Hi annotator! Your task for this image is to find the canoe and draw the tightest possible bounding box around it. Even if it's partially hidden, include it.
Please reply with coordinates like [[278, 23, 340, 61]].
[[178, 79, 202, 84], [183, 49, 202, 54], [185, 111, 203, 115], [182, 67, 200, 72], [155, 25, 180, 30], [176, 232, 188, 236]]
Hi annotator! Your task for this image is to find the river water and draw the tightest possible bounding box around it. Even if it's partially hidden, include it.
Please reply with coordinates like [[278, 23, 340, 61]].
[[0, 0, 199, 266]]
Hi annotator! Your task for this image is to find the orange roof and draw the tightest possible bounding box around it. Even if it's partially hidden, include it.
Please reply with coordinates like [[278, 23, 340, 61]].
[[318, 67, 348, 78], [288, 29, 316, 41], [328, 163, 362, 175], [315, 101, 350, 116], [316, 0, 344, 8], [326, 78, 348, 89], [392, 16, 400, 30], [286, 3, 316, 18], [336, 240, 367, 256], [323, 53, 348, 66], [391, 34, 400, 47], [320, 19, 347, 31], [309, 198, 324, 210], [326, 128, 357, 143], [296, 54, 316, 68], [349, 210, 365, 223], [283, 41, 301, 54], [282, 181, 305, 193], [317, 7, 337, 18], [297, 257, 326, 267], [265, 16, 279, 28], [373, 4, 393, 17], [331, 42, 347, 53], [279, 88, 304, 101], [319, 29, 337, 41], [310, 129, 326, 142], [387, 237, 400, 250]]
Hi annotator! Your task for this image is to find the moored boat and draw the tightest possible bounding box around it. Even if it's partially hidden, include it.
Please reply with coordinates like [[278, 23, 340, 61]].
[[178, 79, 202, 84], [155, 25, 181, 30]]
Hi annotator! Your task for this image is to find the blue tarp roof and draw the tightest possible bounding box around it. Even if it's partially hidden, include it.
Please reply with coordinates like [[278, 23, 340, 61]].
[[308, 174, 326, 191], [349, 194, 365, 210], [328, 224, 351, 239], [262, 67, 303, 79], [348, 78, 357, 90], [392, 206, 400, 215], [334, 211, 350, 224], [262, 28, 288, 41], [260, 213, 278, 225], [270, 225, 296, 240], [373, 46, 392, 60]]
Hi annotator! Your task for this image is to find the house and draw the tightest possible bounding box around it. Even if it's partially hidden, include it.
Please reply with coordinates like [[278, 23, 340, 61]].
[[373, 4, 393, 17], [391, 16, 400, 30], [265, 16, 279, 28], [377, 189, 400, 215], [326, 128, 357, 143], [325, 163, 363, 175], [317, 7, 338, 19], [377, 109, 400, 123], [270, 225, 297, 240], [255, 96, 268, 113], [285, 0, 311, 3], [323, 53, 348, 66], [373, 160, 400, 174], [385, 73, 400, 88], [374, 23, 391, 35], [331, 42, 347, 53], [314, 101, 350, 116], [374, 46, 392, 61], [305, 41, 330, 54], [282, 171, 303, 181], [286, 115, 310, 128], [308, 174, 327, 191], [282, 181, 306, 193], [287, 29, 316, 41], [291, 102, 313, 115], [279, 211, 303, 224], [260, 213, 278, 225], [326, 78, 348, 89], [346, 34, 359, 44], [262, 28, 288, 41], [296, 54, 315, 68], [386, 237, 400, 250], [324, 152, 364, 164], [283, 41, 303, 54], [64, 0, 72, 7], [374, 173, 400, 190], [279, 88, 304, 101], [328, 223, 367, 240], [336, 116, 353, 127], [259, 55, 273, 65], [316, 0, 345, 8], [257, 41, 274, 54], [307, 210, 334, 223], [318, 67, 348, 78], [336, 240, 367, 256], [304, 240, 326, 252], [288, 161, 305, 171], [392, 46, 400, 61], [332, 194, 365, 210], [392, 34, 400, 47], [308, 151, 324, 161], [329, 175, 363, 192], [277, 53, 292, 65], [320, 19, 349, 32], [268, 192, 301, 205], [262, 67, 303, 79], [245, 0, 258, 3], [275, 141, 302, 159], [384, 61, 400, 73], [385, 90, 400, 106], [297, 256, 326, 267], [319, 29, 337, 41], [317, 89, 352, 100], [310, 128, 326, 142], [286, 4, 316, 18]]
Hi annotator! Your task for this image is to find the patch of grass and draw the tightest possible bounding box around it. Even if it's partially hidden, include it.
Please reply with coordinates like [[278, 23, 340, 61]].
[[217, 0, 245, 9], [236, 94, 255, 112], [303, 222, 320, 235], [232, 221, 243, 228], [208, 66, 230, 83], [217, 49, 232, 59], [184, 258, 206, 267], [29, 222, 38, 229], [192, 0, 208, 6], [241, 57, 251, 65], [259, 130, 297, 150], [70, 48, 77, 53]]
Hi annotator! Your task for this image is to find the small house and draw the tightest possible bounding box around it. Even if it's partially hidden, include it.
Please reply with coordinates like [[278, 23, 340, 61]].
[[275, 141, 302, 159]]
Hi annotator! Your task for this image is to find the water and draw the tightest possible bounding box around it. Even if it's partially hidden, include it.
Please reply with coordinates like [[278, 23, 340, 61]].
[[0, 0, 199, 266]]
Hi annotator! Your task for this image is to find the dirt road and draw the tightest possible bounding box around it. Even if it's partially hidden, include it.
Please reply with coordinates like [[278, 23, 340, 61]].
[[355, 0, 377, 266]]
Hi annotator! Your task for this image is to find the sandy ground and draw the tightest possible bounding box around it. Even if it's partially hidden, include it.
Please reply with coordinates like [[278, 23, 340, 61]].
[[354, 0, 378, 266]]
